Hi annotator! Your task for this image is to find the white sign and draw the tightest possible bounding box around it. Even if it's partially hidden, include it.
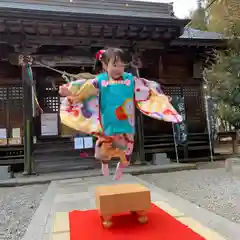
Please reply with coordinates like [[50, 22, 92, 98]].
[[41, 113, 58, 136], [9, 138, 21, 145], [12, 128, 21, 138], [84, 137, 93, 149], [0, 128, 7, 139], [74, 137, 84, 149]]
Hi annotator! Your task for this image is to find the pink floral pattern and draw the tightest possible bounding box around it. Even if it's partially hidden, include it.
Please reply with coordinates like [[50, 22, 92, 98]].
[[134, 78, 150, 102], [125, 79, 131, 86], [125, 142, 134, 155], [101, 80, 108, 87], [124, 100, 134, 115], [87, 97, 99, 114]]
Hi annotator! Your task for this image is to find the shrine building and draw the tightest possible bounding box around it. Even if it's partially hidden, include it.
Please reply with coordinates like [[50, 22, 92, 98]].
[[0, 0, 226, 173]]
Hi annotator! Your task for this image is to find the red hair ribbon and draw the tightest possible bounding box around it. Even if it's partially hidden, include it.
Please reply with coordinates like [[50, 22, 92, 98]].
[[96, 49, 105, 61]]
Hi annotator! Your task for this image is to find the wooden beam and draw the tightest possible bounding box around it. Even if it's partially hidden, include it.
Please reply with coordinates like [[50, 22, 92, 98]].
[[88, 24, 92, 38], [32, 55, 94, 67], [3, 20, 11, 36], [139, 26, 152, 40], [112, 25, 118, 39], [1, 33, 224, 56]]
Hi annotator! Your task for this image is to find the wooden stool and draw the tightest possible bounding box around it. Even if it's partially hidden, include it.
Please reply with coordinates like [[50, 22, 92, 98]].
[[95, 183, 151, 228]]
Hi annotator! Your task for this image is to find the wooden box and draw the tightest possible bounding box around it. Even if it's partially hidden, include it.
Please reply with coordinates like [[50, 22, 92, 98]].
[[95, 183, 151, 216]]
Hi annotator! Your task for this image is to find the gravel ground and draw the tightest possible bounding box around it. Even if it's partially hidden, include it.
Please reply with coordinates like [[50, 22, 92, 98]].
[[0, 184, 48, 240], [139, 168, 240, 223]]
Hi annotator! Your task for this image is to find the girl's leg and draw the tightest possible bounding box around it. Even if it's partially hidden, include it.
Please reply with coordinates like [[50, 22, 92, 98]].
[[101, 160, 109, 176], [113, 154, 130, 180], [95, 139, 110, 177], [113, 134, 134, 180]]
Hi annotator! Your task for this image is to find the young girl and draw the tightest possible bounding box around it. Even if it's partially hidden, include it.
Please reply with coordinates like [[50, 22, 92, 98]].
[[59, 48, 182, 180], [93, 49, 129, 177]]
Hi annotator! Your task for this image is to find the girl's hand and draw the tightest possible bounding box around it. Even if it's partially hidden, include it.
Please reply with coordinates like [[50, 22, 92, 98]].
[[59, 86, 71, 96]]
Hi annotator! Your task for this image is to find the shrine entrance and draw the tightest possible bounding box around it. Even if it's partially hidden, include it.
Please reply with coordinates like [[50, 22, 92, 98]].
[[143, 84, 209, 160], [32, 66, 97, 173], [34, 66, 94, 140]]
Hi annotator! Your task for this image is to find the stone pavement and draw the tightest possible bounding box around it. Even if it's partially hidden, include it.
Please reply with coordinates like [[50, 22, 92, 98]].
[[22, 174, 240, 240], [0, 163, 196, 187]]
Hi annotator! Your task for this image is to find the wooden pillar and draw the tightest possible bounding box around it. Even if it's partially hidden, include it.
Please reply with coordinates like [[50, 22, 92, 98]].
[[131, 108, 145, 164], [19, 55, 35, 175], [129, 47, 145, 164], [135, 110, 145, 163]]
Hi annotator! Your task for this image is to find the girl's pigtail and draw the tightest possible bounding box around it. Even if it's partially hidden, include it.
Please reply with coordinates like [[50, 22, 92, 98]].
[[94, 49, 106, 73]]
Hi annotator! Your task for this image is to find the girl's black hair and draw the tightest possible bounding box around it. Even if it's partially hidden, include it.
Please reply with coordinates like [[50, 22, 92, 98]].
[[94, 58, 103, 74], [94, 48, 125, 73], [102, 48, 125, 66]]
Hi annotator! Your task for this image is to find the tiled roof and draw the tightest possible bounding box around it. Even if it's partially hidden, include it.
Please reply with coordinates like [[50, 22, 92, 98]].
[[0, 0, 175, 19], [180, 27, 225, 40]]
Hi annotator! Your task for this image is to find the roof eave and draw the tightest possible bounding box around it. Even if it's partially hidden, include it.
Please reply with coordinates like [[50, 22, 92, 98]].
[[172, 38, 228, 48], [0, 6, 189, 27]]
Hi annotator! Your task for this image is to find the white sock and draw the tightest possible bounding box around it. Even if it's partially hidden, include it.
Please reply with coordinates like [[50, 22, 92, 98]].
[[101, 163, 109, 176], [113, 162, 125, 180]]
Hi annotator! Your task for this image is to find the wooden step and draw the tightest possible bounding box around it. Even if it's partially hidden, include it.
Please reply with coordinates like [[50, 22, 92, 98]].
[[35, 154, 98, 173], [34, 154, 95, 163], [36, 162, 98, 174], [34, 147, 83, 156], [34, 141, 73, 150]]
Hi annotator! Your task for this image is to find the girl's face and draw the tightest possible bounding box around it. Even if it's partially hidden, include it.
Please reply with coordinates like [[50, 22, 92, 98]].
[[107, 58, 125, 79]]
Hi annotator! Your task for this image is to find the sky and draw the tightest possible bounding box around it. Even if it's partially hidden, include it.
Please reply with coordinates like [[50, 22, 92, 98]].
[[135, 0, 198, 19]]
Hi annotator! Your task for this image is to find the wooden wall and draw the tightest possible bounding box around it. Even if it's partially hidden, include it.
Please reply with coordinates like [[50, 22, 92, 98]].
[[0, 62, 23, 145], [141, 50, 206, 137]]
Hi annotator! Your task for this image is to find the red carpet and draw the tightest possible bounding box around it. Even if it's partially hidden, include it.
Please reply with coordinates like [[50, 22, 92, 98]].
[[69, 204, 206, 240]]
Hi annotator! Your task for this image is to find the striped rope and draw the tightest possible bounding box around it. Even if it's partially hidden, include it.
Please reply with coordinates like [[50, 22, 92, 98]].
[[26, 64, 43, 113]]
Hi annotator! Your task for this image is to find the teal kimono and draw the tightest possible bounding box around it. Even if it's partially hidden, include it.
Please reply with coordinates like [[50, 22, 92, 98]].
[[97, 72, 135, 136]]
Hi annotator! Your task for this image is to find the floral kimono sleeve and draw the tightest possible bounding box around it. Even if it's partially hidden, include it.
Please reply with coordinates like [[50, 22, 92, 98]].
[[59, 78, 101, 135], [59, 79, 86, 96], [134, 77, 182, 123], [67, 79, 98, 103]]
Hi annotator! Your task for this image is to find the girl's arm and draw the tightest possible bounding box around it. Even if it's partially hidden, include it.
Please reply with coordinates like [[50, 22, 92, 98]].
[[134, 76, 171, 101], [68, 78, 99, 103], [59, 72, 98, 97], [134, 76, 182, 123], [59, 79, 85, 96]]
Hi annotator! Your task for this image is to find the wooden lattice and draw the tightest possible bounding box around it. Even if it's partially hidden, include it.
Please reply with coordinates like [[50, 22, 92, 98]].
[[163, 86, 181, 96], [183, 86, 205, 133], [43, 96, 59, 113], [8, 86, 23, 129], [0, 87, 7, 128], [42, 86, 60, 113], [162, 86, 205, 133]]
